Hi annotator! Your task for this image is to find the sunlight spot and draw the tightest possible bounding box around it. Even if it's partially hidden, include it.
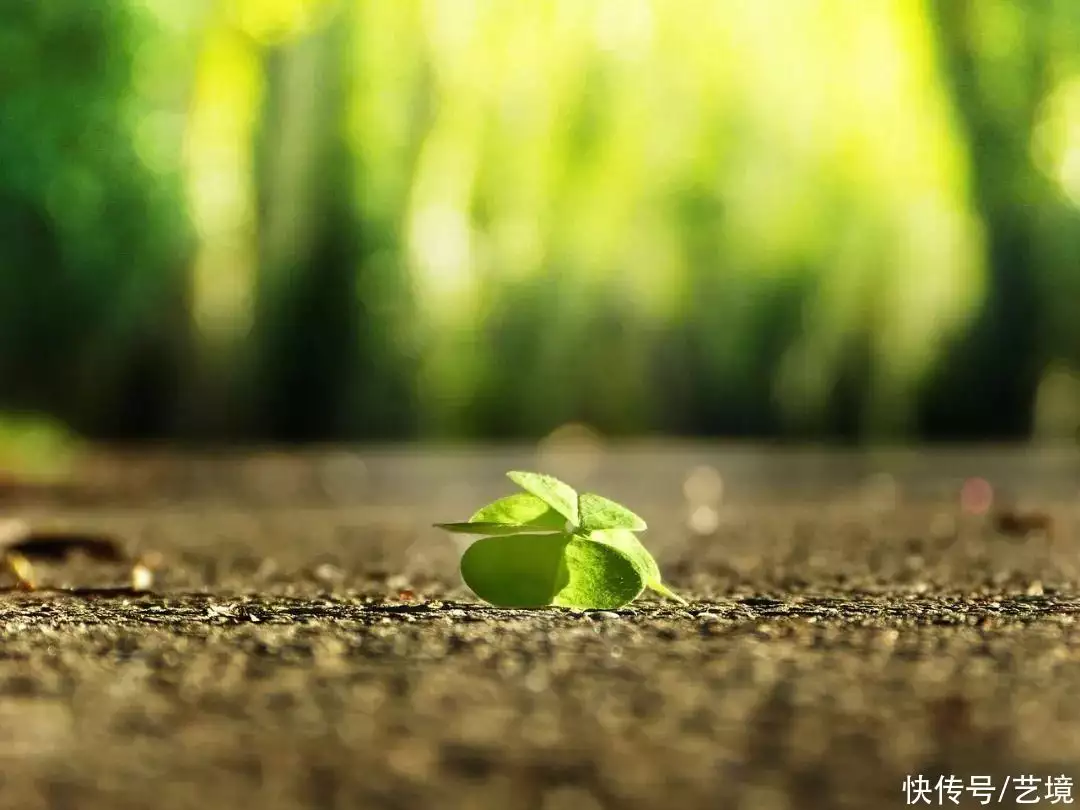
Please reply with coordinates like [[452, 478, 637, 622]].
[[422, 0, 480, 57], [683, 465, 723, 505], [537, 423, 605, 482], [182, 27, 261, 340], [594, 0, 654, 56], [408, 203, 474, 303], [1060, 144, 1080, 207], [688, 505, 720, 536], [1032, 75, 1080, 207]]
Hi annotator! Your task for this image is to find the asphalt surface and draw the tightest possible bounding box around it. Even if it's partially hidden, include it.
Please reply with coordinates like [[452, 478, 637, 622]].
[[1, 444, 1079, 810]]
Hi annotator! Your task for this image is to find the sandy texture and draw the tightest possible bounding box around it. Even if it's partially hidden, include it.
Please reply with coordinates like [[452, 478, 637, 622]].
[[0, 446, 1078, 810]]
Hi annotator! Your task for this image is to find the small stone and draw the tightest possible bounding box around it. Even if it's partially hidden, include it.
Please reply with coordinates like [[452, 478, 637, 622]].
[[130, 564, 155, 592], [524, 669, 549, 693], [1026, 581, 1044, 596], [313, 563, 344, 584], [697, 612, 722, 623]]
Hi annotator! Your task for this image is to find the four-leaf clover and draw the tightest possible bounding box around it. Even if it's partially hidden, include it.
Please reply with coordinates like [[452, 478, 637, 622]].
[[435, 471, 685, 609]]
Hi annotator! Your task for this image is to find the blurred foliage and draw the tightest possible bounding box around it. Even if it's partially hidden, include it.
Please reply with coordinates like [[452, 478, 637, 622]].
[[0, 412, 82, 483], [0, 0, 192, 436], [2, 0, 1080, 448]]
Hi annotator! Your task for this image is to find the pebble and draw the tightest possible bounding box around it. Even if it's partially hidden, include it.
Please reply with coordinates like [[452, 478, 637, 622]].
[[313, 563, 345, 584]]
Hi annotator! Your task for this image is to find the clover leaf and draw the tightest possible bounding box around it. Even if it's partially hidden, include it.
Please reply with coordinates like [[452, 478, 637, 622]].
[[506, 471, 579, 524], [434, 492, 567, 535], [578, 492, 647, 532], [435, 470, 685, 609], [459, 532, 645, 609], [588, 528, 685, 603]]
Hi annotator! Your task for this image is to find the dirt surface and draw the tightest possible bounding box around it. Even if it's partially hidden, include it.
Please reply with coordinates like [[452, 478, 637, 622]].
[[1, 445, 1079, 810]]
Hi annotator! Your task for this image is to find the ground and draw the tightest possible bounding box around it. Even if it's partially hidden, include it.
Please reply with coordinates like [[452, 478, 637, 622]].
[[0, 445, 1078, 810]]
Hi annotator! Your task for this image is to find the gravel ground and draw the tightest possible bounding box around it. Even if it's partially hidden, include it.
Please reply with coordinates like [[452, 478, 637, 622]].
[[1, 445, 1078, 810]]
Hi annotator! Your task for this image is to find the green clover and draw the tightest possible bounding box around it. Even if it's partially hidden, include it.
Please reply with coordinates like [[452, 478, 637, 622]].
[[435, 471, 685, 609]]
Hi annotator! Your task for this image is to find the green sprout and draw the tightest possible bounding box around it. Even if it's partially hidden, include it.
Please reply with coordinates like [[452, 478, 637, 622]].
[[435, 471, 685, 610]]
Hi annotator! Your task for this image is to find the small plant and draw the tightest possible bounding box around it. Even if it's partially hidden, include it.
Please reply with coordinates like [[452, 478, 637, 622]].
[[435, 471, 685, 610]]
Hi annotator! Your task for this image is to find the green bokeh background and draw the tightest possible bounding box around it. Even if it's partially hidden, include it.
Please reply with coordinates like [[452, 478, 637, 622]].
[[3, 0, 1080, 456]]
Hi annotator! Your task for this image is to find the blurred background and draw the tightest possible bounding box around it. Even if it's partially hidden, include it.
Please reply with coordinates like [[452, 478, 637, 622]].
[[3, 0, 1080, 477]]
